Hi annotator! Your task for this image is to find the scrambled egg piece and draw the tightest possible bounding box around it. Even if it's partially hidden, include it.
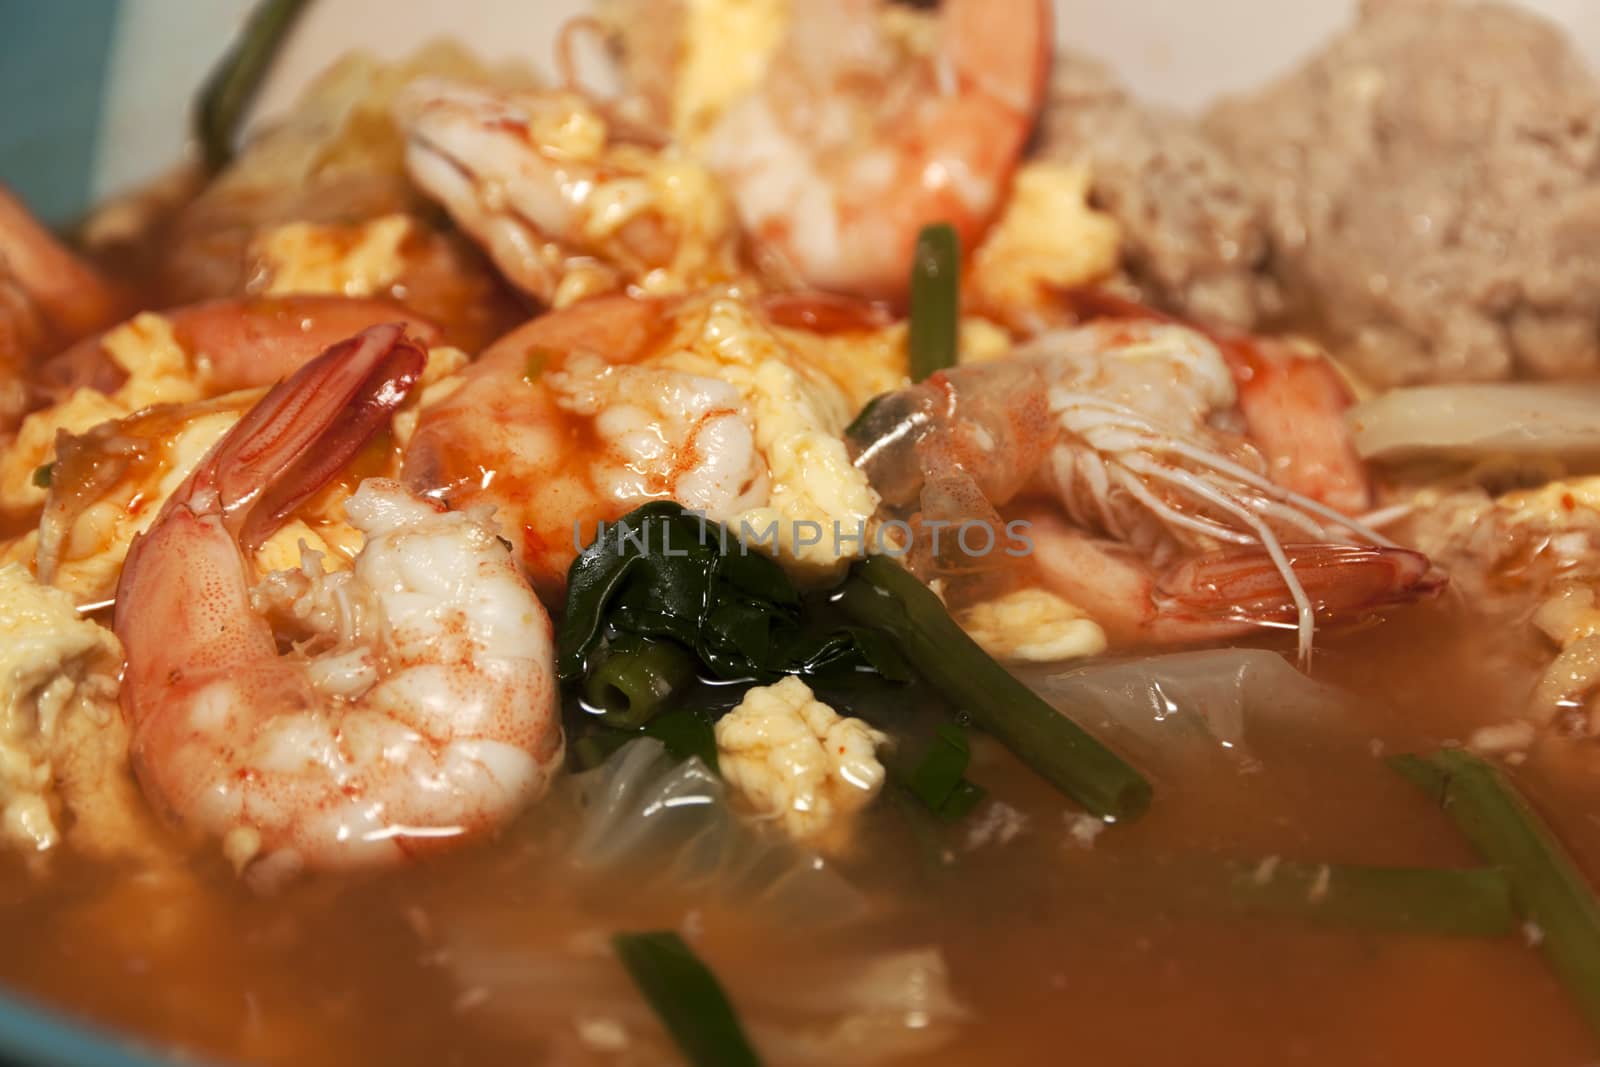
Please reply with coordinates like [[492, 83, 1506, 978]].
[[16, 339, 463, 605], [0, 313, 203, 516], [956, 317, 1021, 366], [672, 0, 789, 145], [961, 588, 1108, 663], [253, 214, 413, 297], [970, 161, 1123, 327], [1502, 476, 1600, 532], [714, 675, 888, 848], [14, 326, 464, 604], [1405, 476, 1600, 741], [392, 343, 470, 450], [0, 564, 156, 858], [657, 294, 890, 579], [737, 359, 882, 576], [499, 93, 741, 308], [40, 402, 247, 603]]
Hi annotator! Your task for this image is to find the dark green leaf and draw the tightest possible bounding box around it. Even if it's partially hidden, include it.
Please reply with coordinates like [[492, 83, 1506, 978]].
[[571, 731, 634, 772], [643, 709, 720, 773], [907, 725, 971, 810], [612, 931, 762, 1067], [560, 502, 910, 689], [937, 778, 987, 822], [31, 463, 52, 489]]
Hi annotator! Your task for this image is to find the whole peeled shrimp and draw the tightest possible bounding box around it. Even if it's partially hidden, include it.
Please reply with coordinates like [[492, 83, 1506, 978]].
[[114, 324, 562, 880], [698, 0, 1051, 299], [850, 318, 1443, 659], [403, 295, 771, 600], [395, 81, 743, 307], [402, 288, 896, 601]]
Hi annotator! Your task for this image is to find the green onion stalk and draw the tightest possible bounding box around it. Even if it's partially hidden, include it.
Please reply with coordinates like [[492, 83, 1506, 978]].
[[1392, 748, 1600, 1038], [833, 555, 1152, 820], [196, 0, 311, 173], [907, 222, 960, 382]]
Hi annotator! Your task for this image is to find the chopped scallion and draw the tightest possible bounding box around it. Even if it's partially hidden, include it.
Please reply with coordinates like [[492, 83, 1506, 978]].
[[908, 223, 960, 382], [583, 635, 697, 729]]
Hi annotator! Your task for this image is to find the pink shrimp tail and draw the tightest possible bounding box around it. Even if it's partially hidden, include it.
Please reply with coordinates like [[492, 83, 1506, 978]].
[[1156, 544, 1445, 629], [124, 320, 426, 572]]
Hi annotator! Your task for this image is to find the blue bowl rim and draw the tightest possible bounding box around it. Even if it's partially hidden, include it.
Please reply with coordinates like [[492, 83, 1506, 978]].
[[0, 986, 219, 1067]]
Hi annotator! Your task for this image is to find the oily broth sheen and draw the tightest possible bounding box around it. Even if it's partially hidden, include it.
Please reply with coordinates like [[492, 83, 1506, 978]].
[[2, 599, 1598, 1066]]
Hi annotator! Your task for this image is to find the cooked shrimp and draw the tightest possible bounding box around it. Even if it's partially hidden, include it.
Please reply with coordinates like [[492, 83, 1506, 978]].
[[850, 318, 1442, 659], [1, 296, 442, 533], [115, 324, 562, 879], [395, 80, 743, 307], [404, 289, 897, 600], [0, 187, 126, 426], [1055, 288, 1372, 516], [34, 294, 440, 407], [698, 0, 1050, 300]]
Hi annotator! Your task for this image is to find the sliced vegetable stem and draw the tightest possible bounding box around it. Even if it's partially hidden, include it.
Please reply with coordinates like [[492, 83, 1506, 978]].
[[196, 0, 310, 173], [1216, 859, 1515, 936], [834, 555, 1151, 819], [1391, 749, 1600, 1037], [908, 223, 960, 382], [612, 931, 762, 1067], [584, 636, 697, 728]]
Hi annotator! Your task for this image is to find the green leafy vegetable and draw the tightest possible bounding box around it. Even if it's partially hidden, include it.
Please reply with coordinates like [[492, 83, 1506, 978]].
[[833, 555, 1151, 820], [612, 931, 762, 1067], [559, 502, 911, 687], [642, 709, 721, 773], [583, 635, 697, 728], [195, 0, 311, 173], [908, 223, 960, 382], [843, 393, 888, 440], [31, 463, 52, 489], [900, 725, 987, 822], [1391, 748, 1600, 1036], [570, 731, 634, 772]]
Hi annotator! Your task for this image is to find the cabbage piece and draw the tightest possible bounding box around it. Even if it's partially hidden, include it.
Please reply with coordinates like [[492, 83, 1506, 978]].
[[740, 948, 969, 1064], [569, 738, 869, 926], [1022, 649, 1350, 766], [444, 740, 960, 1063], [442, 927, 967, 1066], [1349, 383, 1600, 463]]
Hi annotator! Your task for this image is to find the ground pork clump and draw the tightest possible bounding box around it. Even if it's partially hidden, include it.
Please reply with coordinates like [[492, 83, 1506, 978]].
[[1037, 49, 1281, 332], [1205, 1, 1600, 387]]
